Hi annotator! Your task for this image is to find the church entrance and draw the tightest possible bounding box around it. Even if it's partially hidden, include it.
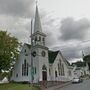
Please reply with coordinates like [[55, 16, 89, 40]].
[[42, 65, 47, 81]]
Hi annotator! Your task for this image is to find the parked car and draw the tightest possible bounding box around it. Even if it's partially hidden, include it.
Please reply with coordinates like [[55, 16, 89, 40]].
[[72, 78, 83, 83]]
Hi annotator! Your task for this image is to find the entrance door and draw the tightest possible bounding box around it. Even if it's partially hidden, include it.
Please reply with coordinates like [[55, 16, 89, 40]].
[[42, 65, 47, 81], [42, 71, 47, 81]]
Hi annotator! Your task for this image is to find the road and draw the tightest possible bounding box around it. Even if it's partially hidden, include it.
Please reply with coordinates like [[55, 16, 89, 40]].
[[59, 79, 90, 90]]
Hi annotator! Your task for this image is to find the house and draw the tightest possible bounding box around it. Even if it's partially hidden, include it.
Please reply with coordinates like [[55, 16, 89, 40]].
[[11, 5, 73, 83], [72, 65, 90, 78]]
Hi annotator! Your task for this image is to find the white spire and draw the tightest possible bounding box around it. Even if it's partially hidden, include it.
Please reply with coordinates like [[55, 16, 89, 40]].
[[34, 4, 42, 33]]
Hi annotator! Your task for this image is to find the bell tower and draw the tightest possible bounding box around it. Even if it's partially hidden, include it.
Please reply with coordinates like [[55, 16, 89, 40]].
[[30, 4, 50, 82], [32, 5, 46, 47]]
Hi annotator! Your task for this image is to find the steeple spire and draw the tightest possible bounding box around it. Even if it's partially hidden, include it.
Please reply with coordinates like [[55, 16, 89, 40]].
[[34, 3, 42, 33]]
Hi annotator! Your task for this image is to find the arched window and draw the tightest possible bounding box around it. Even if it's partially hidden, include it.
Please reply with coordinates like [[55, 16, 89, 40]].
[[58, 59, 61, 76], [39, 36, 41, 41], [35, 36, 37, 41], [42, 65, 47, 71], [58, 63, 60, 76], [62, 64, 65, 76], [22, 59, 28, 76], [55, 71, 57, 77], [22, 64, 24, 76], [49, 68, 51, 75], [24, 49, 26, 53], [27, 63, 28, 76], [16, 74, 18, 77]]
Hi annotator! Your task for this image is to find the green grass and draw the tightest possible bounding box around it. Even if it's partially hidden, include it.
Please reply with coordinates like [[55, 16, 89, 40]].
[[0, 83, 40, 90]]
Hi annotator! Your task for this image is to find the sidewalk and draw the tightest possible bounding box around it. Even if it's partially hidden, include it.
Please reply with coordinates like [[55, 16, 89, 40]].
[[40, 81, 72, 90]]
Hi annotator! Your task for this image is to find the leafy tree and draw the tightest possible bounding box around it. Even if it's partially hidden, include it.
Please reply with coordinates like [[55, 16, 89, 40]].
[[72, 61, 86, 67], [0, 31, 21, 73], [83, 55, 90, 63]]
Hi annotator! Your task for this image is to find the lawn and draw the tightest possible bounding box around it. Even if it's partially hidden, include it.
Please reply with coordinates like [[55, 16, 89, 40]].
[[0, 83, 40, 90]]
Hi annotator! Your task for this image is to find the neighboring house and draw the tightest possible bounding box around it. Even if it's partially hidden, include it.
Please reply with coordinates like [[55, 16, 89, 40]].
[[85, 63, 90, 75], [73, 67, 82, 78], [11, 5, 72, 83], [72, 65, 90, 78]]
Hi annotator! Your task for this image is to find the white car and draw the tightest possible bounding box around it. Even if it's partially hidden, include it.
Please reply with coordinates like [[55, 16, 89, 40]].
[[72, 78, 83, 83]]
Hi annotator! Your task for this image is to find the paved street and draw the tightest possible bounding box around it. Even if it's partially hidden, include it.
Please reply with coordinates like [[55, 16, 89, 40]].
[[59, 79, 90, 90]]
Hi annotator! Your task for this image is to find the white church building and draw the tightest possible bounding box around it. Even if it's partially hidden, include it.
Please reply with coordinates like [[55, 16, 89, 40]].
[[11, 5, 74, 83]]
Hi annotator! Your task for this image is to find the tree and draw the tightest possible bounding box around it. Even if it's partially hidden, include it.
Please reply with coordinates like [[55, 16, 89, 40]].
[[72, 61, 86, 67], [0, 31, 21, 73], [83, 55, 90, 63]]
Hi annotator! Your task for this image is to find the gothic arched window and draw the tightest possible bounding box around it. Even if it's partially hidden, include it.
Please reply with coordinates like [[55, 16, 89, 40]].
[[22, 59, 28, 76], [55, 71, 57, 77], [58, 59, 61, 76], [42, 65, 47, 71], [39, 36, 41, 41], [62, 64, 65, 76], [35, 36, 37, 41], [58, 63, 60, 76]]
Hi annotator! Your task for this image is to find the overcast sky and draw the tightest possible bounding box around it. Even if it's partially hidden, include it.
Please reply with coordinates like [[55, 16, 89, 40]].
[[0, 0, 90, 63]]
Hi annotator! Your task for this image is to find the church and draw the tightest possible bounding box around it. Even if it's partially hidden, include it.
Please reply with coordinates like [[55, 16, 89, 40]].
[[11, 5, 74, 83]]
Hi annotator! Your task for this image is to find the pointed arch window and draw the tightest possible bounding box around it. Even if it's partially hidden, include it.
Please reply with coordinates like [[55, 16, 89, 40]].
[[58, 59, 61, 76], [58, 59, 65, 76], [22, 59, 28, 76], [49, 68, 51, 75], [42, 65, 47, 71], [55, 71, 57, 77], [39, 36, 41, 41], [58, 63, 60, 76], [35, 36, 37, 41], [61, 64, 65, 76], [24, 49, 26, 53]]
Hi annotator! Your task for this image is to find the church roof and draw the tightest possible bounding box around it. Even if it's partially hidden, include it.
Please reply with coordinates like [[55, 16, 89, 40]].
[[34, 5, 42, 33], [48, 50, 71, 67], [48, 50, 59, 63], [25, 43, 31, 49], [59, 51, 71, 66]]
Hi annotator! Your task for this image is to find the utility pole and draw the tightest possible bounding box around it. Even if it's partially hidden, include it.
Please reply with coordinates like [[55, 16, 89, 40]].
[[30, 19, 33, 89]]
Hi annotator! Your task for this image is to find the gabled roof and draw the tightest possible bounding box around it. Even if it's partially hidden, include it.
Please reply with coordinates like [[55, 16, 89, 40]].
[[48, 50, 59, 64], [59, 51, 70, 66], [25, 43, 31, 49], [48, 50, 71, 68]]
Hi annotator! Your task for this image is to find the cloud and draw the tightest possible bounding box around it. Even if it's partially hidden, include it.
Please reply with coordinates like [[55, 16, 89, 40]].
[[0, 0, 34, 17], [52, 43, 82, 60], [59, 17, 90, 41], [0, 0, 90, 62]]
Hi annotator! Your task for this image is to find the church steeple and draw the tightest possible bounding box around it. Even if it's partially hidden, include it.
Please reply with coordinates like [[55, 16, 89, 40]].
[[34, 4, 42, 33], [31, 3, 46, 46]]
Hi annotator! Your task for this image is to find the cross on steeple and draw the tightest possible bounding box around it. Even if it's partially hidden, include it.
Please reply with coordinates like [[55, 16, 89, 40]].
[[31, 1, 46, 46]]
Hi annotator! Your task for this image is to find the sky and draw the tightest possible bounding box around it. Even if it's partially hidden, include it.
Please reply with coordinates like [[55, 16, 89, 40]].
[[0, 0, 90, 63]]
